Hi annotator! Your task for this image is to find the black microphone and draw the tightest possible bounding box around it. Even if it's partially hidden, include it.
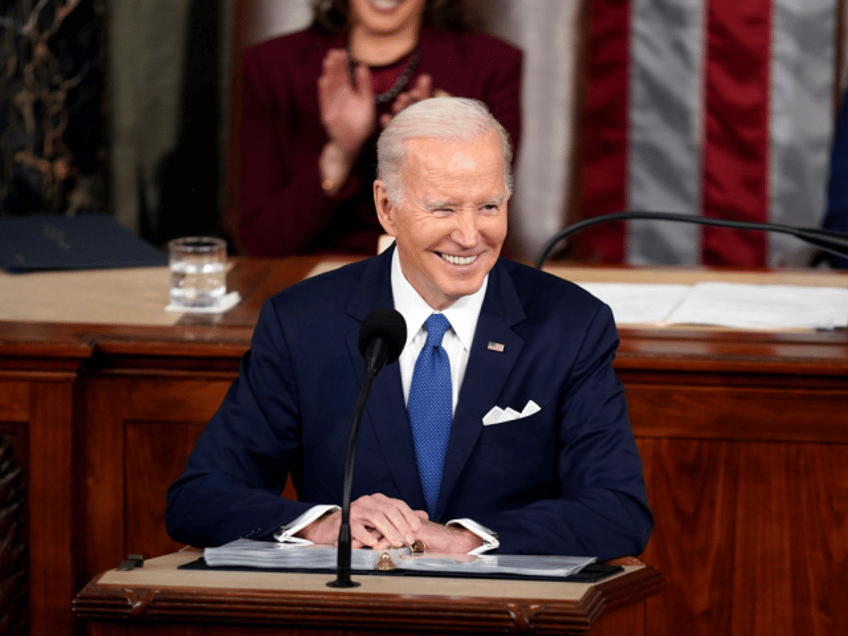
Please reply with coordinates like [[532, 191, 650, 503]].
[[329, 308, 406, 588], [358, 308, 407, 374], [534, 210, 848, 268]]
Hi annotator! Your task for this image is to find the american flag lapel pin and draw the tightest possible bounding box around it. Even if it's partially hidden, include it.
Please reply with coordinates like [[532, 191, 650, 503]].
[[487, 341, 505, 353]]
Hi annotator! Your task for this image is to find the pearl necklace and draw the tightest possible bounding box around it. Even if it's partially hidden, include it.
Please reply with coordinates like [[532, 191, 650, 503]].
[[347, 45, 421, 105]]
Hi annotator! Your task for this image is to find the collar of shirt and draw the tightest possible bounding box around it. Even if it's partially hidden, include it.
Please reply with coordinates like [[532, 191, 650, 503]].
[[390, 249, 488, 410]]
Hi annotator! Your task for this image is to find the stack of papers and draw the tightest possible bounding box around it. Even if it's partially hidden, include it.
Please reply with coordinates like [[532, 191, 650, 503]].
[[205, 540, 397, 571], [202, 538, 596, 579], [398, 553, 597, 578], [577, 282, 848, 330]]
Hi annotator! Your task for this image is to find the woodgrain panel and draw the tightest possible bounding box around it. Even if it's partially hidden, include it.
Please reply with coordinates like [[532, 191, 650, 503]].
[[116, 376, 235, 422], [637, 437, 848, 636], [84, 377, 129, 578], [627, 384, 848, 442], [731, 442, 794, 636], [638, 438, 736, 635], [28, 380, 76, 636], [0, 381, 28, 421], [592, 599, 644, 636], [731, 442, 848, 636], [790, 444, 848, 636], [84, 375, 235, 577], [125, 420, 207, 559]]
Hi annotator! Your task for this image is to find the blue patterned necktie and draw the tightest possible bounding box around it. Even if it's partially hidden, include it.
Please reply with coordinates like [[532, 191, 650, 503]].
[[407, 313, 453, 517]]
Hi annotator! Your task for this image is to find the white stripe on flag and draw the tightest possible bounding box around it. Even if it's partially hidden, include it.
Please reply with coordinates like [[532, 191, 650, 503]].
[[628, 0, 707, 265], [768, 0, 835, 265]]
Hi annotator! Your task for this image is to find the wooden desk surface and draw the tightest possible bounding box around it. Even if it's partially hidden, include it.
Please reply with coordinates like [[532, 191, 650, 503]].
[[73, 550, 662, 635], [2, 256, 846, 369]]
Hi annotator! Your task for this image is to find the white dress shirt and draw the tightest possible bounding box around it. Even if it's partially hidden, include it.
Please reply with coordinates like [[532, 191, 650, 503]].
[[390, 247, 487, 413]]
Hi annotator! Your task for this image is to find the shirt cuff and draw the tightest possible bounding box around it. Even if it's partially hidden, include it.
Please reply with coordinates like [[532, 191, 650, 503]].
[[272, 504, 340, 544], [447, 518, 500, 555]]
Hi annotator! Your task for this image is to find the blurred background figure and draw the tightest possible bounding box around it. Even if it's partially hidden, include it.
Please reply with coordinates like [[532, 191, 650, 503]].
[[229, 0, 522, 257], [823, 85, 848, 269]]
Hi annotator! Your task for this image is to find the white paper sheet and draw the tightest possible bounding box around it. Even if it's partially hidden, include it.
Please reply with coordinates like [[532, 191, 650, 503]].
[[575, 283, 691, 324], [665, 283, 848, 329], [575, 281, 848, 330]]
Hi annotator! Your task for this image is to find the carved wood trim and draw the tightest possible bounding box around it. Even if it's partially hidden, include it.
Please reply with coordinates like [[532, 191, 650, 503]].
[[72, 567, 661, 635], [0, 437, 27, 635]]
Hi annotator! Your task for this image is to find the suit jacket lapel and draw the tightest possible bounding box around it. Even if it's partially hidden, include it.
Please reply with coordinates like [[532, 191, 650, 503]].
[[436, 261, 526, 518], [345, 247, 427, 508]]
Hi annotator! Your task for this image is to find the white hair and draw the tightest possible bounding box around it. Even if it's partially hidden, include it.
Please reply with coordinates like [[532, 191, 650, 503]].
[[376, 97, 513, 206]]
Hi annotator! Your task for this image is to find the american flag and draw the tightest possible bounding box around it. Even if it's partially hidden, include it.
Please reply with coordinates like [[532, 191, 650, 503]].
[[575, 0, 839, 267]]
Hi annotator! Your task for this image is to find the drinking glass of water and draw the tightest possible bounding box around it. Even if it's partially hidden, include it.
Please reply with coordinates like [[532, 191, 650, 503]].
[[168, 237, 227, 308]]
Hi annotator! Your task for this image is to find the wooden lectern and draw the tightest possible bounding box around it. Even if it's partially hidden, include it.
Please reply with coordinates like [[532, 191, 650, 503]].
[[73, 550, 662, 635]]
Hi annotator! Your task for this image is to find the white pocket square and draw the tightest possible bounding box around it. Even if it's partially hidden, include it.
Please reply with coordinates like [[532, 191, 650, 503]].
[[482, 400, 541, 426]]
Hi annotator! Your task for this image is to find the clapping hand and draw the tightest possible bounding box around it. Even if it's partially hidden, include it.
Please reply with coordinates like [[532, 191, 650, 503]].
[[318, 49, 376, 158]]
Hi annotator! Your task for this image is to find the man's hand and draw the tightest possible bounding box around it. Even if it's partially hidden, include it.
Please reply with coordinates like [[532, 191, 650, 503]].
[[294, 494, 427, 549], [412, 520, 485, 554]]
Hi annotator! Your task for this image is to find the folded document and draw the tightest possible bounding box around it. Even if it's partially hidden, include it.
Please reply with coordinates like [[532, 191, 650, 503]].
[[202, 538, 596, 579], [0, 214, 167, 273]]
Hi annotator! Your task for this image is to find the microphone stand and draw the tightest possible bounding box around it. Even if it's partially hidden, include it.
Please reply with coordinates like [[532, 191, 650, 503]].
[[328, 339, 389, 588], [534, 210, 848, 268]]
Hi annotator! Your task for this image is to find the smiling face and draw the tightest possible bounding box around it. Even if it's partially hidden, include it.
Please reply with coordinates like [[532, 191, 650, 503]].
[[349, 0, 427, 37], [374, 130, 509, 310]]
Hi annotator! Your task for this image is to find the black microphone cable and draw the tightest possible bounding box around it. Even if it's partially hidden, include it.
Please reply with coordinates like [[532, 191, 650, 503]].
[[534, 210, 848, 269]]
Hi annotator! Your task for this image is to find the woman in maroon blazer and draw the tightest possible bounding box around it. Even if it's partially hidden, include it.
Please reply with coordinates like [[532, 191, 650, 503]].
[[237, 0, 523, 257]]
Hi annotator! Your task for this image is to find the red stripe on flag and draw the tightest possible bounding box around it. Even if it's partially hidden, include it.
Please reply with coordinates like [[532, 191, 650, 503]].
[[701, 0, 771, 266], [578, 0, 630, 263]]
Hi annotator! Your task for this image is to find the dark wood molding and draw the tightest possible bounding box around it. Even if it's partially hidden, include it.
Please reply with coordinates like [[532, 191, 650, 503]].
[[73, 563, 662, 635]]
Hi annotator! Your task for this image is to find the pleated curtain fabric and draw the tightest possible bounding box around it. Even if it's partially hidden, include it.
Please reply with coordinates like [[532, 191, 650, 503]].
[[407, 313, 453, 517]]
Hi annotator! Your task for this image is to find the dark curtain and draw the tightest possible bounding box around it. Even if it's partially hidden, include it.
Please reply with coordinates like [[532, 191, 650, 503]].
[[143, 0, 221, 246]]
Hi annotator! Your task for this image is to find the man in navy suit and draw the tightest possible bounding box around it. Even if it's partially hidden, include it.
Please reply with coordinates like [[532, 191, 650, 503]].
[[166, 98, 652, 559]]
